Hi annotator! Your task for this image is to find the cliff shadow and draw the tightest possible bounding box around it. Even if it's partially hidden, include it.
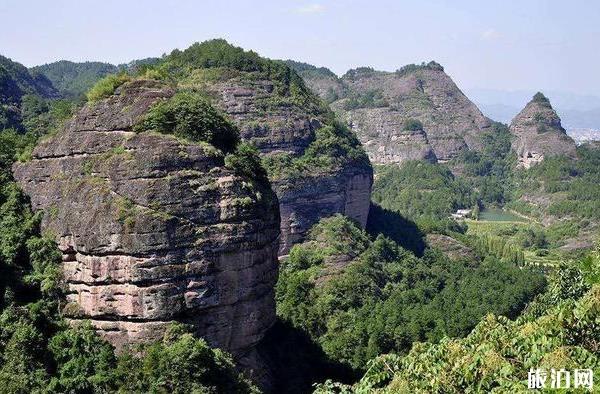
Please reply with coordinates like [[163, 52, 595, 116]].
[[366, 203, 426, 256], [258, 319, 357, 394]]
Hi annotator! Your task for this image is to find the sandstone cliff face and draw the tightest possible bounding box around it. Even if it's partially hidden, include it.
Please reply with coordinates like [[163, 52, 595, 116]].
[[273, 168, 372, 255], [13, 79, 281, 356], [509, 93, 577, 168], [201, 74, 372, 254], [288, 62, 492, 164], [337, 65, 492, 163]]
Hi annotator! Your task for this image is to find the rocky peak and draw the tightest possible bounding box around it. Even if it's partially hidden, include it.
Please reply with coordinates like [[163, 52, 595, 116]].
[[289, 60, 492, 164], [509, 92, 576, 168], [13, 78, 281, 358]]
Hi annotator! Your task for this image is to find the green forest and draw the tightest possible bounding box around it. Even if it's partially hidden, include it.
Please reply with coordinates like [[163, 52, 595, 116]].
[[0, 35, 599, 394]]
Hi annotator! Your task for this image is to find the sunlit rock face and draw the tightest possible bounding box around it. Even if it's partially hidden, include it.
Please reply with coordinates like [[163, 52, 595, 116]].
[[294, 63, 493, 164], [204, 77, 373, 255], [509, 94, 577, 168], [13, 79, 281, 356]]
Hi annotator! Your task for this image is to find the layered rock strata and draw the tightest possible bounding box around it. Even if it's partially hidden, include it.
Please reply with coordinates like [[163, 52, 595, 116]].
[[288, 62, 493, 164], [13, 79, 281, 355], [203, 76, 373, 254]]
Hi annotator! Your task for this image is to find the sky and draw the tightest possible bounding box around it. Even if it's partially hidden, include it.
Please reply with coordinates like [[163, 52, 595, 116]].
[[1, 0, 599, 96]]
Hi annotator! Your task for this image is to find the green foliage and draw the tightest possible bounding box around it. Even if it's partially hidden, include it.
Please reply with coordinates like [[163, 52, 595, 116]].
[[532, 91, 551, 106], [470, 234, 526, 266], [316, 251, 600, 393], [116, 326, 259, 394], [0, 55, 56, 107], [86, 72, 131, 102], [276, 217, 545, 371], [137, 90, 240, 152], [163, 39, 319, 110], [284, 60, 338, 79], [47, 322, 119, 393], [402, 118, 423, 131], [31, 61, 119, 99], [395, 61, 444, 76], [366, 203, 426, 256], [510, 145, 600, 225], [454, 122, 515, 204], [372, 161, 476, 227], [343, 89, 388, 110], [225, 142, 269, 184], [263, 121, 370, 180], [342, 67, 377, 81]]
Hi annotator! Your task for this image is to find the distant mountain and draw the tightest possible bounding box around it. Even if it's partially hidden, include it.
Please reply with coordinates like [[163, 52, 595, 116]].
[[288, 60, 492, 164], [466, 88, 600, 136], [283, 60, 347, 103], [0, 55, 58, 105], [31, 57, 160, 99], [30, 60, 118, 99], [509, 92, 576, 168], [0, 55, 59, 129]]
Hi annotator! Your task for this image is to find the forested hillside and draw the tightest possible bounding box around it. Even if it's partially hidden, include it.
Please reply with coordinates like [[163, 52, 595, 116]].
[[0, 36, 598, 394], [276, 216, 545, 372], [315, 246, 600, 393], [30, 61, 118, 99]]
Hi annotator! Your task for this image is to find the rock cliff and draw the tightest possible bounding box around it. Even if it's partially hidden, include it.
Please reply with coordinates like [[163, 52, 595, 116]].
[[204, 78, 372, 254], [288, 61, 493, 164], [13, 79, 281, 357], [166, 40, 372, 254], [509, 93, 577, 168]]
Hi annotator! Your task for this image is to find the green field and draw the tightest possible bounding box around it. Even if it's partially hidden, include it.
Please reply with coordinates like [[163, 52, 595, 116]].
[[465, 218, 562, 268], [478, 208, 526, 222]]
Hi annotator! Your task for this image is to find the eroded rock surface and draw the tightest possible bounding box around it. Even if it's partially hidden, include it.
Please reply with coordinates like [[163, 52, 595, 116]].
[[289, 62, 493, 164], [509, 93, 577, 168], [204, 77, 372, 254], [13, 80, 281, 356]]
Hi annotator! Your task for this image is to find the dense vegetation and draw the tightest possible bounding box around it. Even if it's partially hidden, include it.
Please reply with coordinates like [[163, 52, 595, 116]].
[[137, 90, 240, 153], [510, 145, 600, 221], [454, 122, 515, 204], [31, 61, 118, 99], [342, 89, 389, 110], [0, 55, 59, 131], [316, 246, 600, 393], [395, 61, 444, 77], [276, 216, 545, 372], [372, 161, 476, 226], [262, 120, 370, 180], [284, 60, 338, 79], [0, 55, 56, 105]]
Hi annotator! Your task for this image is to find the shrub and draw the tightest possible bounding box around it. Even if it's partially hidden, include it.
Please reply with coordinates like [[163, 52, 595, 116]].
[[277, 217, 545, 371], [403, 118, 423, 131], [86, 73, 131, 102], [532, 91, 550, 104], [138, 91, 240, 153], [117, 326, 259, 394], [224, 142, 269, 183]]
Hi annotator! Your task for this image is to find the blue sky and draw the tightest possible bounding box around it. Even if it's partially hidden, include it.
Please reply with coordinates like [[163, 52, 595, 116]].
[[1, 0, 599, 95]]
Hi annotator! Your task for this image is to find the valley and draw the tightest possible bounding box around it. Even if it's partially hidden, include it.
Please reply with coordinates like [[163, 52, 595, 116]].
[[0, 37, 598, 393]]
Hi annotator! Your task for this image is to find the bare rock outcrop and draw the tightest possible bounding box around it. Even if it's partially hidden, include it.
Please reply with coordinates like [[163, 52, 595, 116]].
[[13, 79, 281, 356], [287, 62, 493, 164], [201, 74, 372, 255], [509, 93, 577, 168]]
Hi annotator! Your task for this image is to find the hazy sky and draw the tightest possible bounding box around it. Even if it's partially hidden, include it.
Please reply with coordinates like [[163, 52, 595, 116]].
[[2, 0, 599, 95]]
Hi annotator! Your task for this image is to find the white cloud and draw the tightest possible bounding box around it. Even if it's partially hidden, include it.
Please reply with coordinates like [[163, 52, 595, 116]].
[[481, 28, 501, 41], [295, 4, 325, 14]]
